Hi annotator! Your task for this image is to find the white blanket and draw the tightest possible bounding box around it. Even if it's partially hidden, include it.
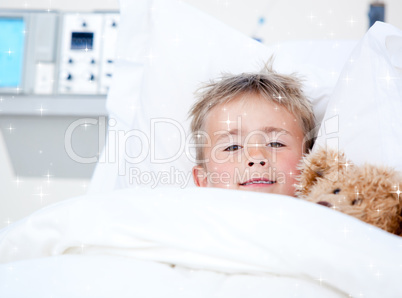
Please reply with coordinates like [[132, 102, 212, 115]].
[[0, 187, 401, 297]]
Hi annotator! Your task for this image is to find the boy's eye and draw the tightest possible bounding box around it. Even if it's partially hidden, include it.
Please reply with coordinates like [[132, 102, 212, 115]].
[[224, 145, 242, 151], [268, 142, 284, 148]]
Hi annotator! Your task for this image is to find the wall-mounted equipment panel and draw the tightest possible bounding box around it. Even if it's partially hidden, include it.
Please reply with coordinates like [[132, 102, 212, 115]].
[[0, 10, 119, 96]]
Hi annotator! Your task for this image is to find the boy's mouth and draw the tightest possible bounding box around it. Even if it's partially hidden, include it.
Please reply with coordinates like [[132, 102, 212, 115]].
[[240, 178, 276, 186]]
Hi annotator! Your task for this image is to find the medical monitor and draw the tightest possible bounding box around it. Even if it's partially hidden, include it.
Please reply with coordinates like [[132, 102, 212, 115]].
[[0, 17, 25, 91]]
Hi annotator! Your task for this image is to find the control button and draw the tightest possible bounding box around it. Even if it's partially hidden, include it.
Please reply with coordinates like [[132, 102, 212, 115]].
[[107, 59, 114, 64], [86, 73, 95, 81], [109, 19, 118, 28], [60, 71, 73, 81], [82, 21, 87, 27], [68, 58, 74, 64], [90, 58, 96, 64]]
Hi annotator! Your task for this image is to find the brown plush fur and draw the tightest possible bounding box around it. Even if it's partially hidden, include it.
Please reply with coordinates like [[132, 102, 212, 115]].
[[296, 148, 402, 236]]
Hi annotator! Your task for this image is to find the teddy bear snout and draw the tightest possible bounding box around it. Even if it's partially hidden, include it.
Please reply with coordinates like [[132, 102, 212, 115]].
[[317, 201, 333, 208]]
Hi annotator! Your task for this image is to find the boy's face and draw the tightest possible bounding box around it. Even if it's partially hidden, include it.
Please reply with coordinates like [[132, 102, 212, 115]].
[[192, 94, 304, 196]]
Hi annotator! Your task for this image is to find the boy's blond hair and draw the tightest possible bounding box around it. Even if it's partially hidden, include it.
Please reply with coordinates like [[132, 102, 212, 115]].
[[189, 65, 316, 165]]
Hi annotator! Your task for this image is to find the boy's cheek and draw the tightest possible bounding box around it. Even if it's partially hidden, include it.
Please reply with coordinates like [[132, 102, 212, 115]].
[[207, 172, 222, 185], [209, 171, 232, 186], [204, 163, 239, 186]]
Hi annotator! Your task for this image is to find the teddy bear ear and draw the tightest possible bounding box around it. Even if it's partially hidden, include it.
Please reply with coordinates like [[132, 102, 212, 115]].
[[389, 178, 402, 235], [296, 147, 348, 196], [386, 180, 402, 235]]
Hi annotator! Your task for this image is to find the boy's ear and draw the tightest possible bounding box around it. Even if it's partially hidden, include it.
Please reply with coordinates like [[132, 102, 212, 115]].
[[192, 165, 208, 187]]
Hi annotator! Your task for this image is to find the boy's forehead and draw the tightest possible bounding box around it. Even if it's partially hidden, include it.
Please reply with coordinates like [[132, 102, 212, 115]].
[[203, 96, 302, 137], [206, 96, 282, 124]]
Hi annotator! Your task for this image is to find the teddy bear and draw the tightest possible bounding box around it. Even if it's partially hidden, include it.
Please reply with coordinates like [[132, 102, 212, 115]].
[[296, 147, 402, 236]]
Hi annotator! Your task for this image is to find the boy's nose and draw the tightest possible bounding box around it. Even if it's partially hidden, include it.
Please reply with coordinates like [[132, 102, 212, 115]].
[[248, 161, 267, 167], [246, 144, 269, 167]]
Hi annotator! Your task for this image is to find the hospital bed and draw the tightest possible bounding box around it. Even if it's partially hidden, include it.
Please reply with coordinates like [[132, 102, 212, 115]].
[[1, 0, 402, 297]]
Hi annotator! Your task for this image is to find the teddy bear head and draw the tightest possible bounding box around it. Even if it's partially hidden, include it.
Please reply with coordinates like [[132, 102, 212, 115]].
[[297, 147, 402, 236]]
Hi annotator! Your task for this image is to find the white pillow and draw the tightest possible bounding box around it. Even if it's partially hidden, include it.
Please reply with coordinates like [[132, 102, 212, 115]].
[[89, 0, 356, 192], [314, 22, 402, 171]]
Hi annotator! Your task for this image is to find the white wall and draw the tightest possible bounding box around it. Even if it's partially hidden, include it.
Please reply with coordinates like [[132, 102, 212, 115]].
[[184, 0, 402, 43], [0, 0, 400, 228], [2, 0, 401, 43]]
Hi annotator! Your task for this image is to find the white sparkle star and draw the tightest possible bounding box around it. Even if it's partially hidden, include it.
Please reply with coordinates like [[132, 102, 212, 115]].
[[308, 12, 317, 22], [332, 106, 339, 114], [342, 225, 352, 237], [347, 16, 357, 27], [36, 105, 47, 116], [34, 186, 48, 203], [6, 48, 14, 56], [275, 94, 285, 101], [379, 71, 397, 88], [79, 243, 86, 253], [314, 273, 326, 286], [342, 73, 353, 85], [355, 187, 361, 199], [340, 160, 353, 170], [7, 124, 15, 133], [44, 171, 53, 183], [329, 70, 337, 77], [15, 176, 22, 186], [220, 114, 234, 129], [144, 49, 158, 65], [391, 184, 402, 199], [81, 121, 92, 130]]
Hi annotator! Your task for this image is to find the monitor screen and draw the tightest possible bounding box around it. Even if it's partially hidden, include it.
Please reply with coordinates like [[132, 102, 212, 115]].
[[0, 18, 25, 88], [71, 32, 94, 50]]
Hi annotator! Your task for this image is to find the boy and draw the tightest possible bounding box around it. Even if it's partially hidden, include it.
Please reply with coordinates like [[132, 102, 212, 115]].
[[189, 66, 315, 196]]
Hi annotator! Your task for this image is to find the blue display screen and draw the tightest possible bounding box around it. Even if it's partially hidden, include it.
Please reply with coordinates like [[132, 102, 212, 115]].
[[0, 18, 25, 88], [71, 32, 94, 50]]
